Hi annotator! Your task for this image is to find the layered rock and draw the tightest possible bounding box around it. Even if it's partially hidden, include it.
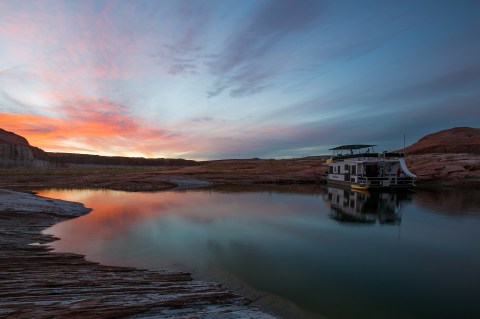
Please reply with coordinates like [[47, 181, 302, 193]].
[[0, 128, 198, 168], [407, 153, 480, 187], [0, 128, 30, 146], [0, 129, 50, 168], [397, 127, 480, 187], [0, 189, 276, 318], [401, 127, 480, 155]]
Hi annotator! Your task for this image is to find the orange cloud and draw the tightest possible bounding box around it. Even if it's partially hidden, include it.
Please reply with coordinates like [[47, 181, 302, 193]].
[[0, 100, 184, 158]]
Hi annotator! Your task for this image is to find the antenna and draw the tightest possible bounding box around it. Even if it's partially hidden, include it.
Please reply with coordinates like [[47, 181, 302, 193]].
[[403, 132, 406, 149]]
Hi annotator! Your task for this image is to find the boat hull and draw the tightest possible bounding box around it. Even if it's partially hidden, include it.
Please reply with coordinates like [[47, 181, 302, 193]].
[[327, 179, 415, 190]]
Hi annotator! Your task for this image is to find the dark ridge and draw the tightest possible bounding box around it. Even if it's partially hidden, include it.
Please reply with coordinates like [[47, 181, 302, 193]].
[[1, 127, 198, 168], [48, 152, 198, 167]]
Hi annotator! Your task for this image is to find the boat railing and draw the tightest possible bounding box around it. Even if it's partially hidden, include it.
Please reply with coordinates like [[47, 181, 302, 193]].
[[357, 176, 415, 187], [331, 151, 406, 161], [332, 153, 380, 160], [358, 176, 388, 186]]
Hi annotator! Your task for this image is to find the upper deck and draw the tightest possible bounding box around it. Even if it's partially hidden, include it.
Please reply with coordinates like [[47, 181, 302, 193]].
[[328, 145, 404, 162]]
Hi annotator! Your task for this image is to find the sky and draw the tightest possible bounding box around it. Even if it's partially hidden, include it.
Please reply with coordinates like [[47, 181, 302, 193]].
[[0, 0, 479, 160]]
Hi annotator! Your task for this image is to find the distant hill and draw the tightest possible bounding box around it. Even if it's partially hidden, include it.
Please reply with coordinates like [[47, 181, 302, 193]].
[[0, 128, 198, 168], [48, 152, 198, 167], [401, 127, 480, 155]]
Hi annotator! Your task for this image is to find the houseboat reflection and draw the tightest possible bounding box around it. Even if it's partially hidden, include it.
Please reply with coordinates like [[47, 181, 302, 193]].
[[324, 186, 411, 224]]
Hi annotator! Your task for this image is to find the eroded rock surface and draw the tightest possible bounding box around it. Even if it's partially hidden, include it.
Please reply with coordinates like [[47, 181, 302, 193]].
[[0, 190, 276, 319], [407, 153, 480, 187], [400, 127, 480, 155], [0, 129, 50, 169]]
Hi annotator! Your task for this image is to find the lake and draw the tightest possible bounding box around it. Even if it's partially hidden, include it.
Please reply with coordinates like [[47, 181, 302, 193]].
[[39, 185, 480, 319]]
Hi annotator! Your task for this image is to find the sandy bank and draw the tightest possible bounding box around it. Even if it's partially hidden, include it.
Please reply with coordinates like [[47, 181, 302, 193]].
[[0, 189, 276, 318]]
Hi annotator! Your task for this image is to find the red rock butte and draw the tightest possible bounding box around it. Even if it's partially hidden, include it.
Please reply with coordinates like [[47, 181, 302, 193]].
[[0, 128, 31, 146], [401, 127, 480, 155]]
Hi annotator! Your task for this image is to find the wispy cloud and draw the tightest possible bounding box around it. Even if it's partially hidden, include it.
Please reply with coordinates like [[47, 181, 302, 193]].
[[0, 0, 479, 159], [0, 96, 184, 157], [206, 0, 325, 98]]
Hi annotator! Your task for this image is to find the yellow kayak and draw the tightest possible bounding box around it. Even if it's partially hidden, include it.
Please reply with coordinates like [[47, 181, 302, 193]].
[[351, 184, 369, 191]]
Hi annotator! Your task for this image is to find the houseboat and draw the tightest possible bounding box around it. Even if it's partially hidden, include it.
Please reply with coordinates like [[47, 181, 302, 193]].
[[325, 144, 416, 190]]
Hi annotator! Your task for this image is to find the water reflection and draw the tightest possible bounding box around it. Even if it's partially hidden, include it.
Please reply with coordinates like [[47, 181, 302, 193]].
[[414, 188, 480, 216], [39, 186, 480, 319], [324, 187, 411, 224]]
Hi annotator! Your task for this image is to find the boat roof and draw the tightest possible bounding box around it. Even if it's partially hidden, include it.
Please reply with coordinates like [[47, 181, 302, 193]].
[[329, 144, 376, 151], [343, 158, 400, 163]]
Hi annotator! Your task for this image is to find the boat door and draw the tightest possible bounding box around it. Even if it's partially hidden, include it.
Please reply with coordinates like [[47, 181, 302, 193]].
[[344, 164, 350, 182]]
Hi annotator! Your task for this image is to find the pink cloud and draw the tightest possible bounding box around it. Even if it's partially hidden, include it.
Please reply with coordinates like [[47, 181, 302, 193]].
[[0, 99, 185, 158]]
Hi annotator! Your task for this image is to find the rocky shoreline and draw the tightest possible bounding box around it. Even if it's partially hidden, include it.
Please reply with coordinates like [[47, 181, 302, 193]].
[[1, 152, 479, 192], [0, 189, 276, 319], [406, 153, 480, 187], [0, 150, 479, 318]]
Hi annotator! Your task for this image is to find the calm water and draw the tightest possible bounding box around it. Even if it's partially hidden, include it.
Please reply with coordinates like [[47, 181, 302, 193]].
[[40, 186, 480, 319]]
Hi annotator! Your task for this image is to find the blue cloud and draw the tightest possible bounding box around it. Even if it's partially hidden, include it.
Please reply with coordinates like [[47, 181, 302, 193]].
[[206, 0, 326, 98]]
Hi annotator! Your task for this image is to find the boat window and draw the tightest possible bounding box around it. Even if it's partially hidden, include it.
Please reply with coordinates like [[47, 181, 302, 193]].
[[351, 165, 357, 175], [329, 166, 333, 174], [344, 164, 349, 171]]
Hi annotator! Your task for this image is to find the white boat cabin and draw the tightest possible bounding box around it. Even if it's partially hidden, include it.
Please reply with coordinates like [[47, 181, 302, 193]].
[[326, 144, 416, 189]]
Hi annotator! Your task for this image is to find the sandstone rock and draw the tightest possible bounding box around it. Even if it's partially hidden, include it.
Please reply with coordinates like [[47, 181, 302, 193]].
[[0, 144, 50, 168], [0, 128, 29, 146], [407, 153, 480, 187], [400, 127, 480, 155], [0, 129, 50, 168], [0, 190, 277, 318], [442, 165, 466, 174], [1, 128, 197, 168]]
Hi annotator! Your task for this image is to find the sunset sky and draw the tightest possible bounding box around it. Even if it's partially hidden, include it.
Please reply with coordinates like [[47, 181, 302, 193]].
[[0, 0, 479, 160]]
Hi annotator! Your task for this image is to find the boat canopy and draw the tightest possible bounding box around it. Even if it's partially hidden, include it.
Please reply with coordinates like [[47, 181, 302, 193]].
[[329, 144, 376, 151]]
